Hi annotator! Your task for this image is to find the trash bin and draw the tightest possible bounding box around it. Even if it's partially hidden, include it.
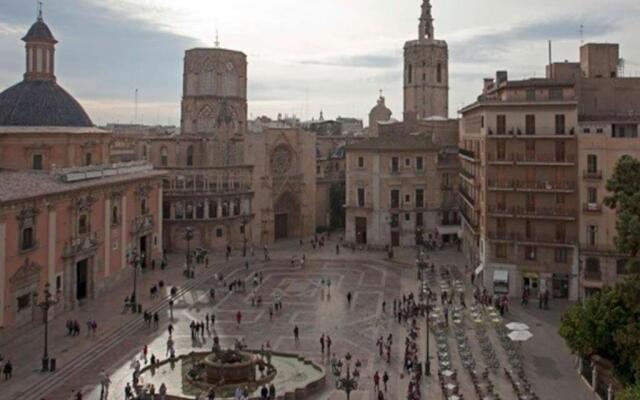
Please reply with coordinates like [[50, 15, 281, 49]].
[[50, 358, 56, 372]]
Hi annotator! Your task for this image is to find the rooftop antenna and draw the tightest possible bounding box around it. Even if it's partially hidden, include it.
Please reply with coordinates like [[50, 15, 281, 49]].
[[548, 40, 553, 79], [214, 29, 220, 48], [37, 1, 43, 20], [134, 88, 138, 125]]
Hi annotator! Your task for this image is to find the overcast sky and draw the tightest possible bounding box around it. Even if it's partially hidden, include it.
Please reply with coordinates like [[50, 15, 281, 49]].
[[1, 0, 639, 126]]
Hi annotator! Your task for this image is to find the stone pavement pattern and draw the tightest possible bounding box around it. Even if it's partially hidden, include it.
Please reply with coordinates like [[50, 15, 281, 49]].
[[0, 240, 595, 400]]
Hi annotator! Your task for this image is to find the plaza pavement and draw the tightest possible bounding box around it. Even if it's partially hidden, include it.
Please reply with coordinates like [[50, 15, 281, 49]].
[[0, 238, 595, 400]]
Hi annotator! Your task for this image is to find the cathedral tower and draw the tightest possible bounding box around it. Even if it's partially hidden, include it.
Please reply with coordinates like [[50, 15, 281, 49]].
[[404, 0, 449, 122]]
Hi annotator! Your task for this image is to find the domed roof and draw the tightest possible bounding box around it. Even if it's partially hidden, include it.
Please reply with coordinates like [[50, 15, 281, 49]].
[[22, 18, 57, 43], [0, 80, 93, 127]]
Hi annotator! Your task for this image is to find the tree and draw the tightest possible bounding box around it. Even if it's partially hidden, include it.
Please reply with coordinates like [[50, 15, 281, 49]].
[[329, 182, 345, 229], [604, 155, 640, 270], [618, 384, 640, 400]]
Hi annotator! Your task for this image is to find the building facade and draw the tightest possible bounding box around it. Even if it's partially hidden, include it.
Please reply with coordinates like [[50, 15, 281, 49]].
[[0, 13, 164, 328]]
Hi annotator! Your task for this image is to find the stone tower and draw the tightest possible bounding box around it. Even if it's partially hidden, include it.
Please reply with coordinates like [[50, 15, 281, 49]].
[[181, 48, 248, 166], [403, 0, 449, 122]]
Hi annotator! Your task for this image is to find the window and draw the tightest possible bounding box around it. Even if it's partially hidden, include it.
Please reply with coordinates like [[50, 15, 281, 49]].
[[416, 156, 424, 170], [555, 248, 568, 263], [583, 128, 591, 134], [555, 140, 565, 162], [585, 258, 601, 279], [555, 114, 566, 135], [56, 275, 62, 292], [405, 194, 411, 204], [549, 88, 563, 100], [497, 140, 506, 160], [142, 145, 147, 159], [587, 154, 598, 173], [405, 158, 411, 167], [526, 90, 536, 101], [163, 202, 171, 219], [160, 146, 168, 167], [358, 157, 364, 168], [587, 225, 598, 246], [497, 115, 506, 135], [480, 116, 485, 129], [524, 246, 537, 261], [556, 194, 565, 205], [78, 214, 89, 234], [587, 187, 598, 204], [32, 154, 43, 170], [391, 214, 399, 228], [390, 189, 400, 209], [416, 212, 424, 227], [216, 228, 224, 238], [196, 202, 205, 219], [496, 244, 507, 259], [407, 64, 413, 84], [616, 259, 630, 275], [442, 173, 450, 188], [436, 63, 442, 83], [185, 203, 194, 219], [525, 115, 535, 135], [209, 201, 218, 218], [405, 213, 410, 221], [415, 189, 424, 208], [357, 188, 365, 207], [21, 226, 34, 250], [85, 153, 92, 166], [186, 146, 194, 166], [111, 205, 119, 225], [391, 157, 399, 172], [141, 199, 148, 215]]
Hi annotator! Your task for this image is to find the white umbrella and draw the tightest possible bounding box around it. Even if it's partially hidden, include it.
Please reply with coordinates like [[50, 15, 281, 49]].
[[506, 322, 530, 331], [508, 330, 533, 342]]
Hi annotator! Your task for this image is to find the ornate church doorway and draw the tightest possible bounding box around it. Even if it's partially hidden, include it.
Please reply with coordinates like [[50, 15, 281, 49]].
[[76, 259, 88, 301], [274, 191, 301, 240], [275, 213, 288, 240]]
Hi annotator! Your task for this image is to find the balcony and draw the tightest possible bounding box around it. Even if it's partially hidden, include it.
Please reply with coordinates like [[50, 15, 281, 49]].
[[513, 206, 577, 220], [514, 153, 576, 166], [487, 205, 514, 217], [460, 210, 478, 234], [487, 180, 516, 191], [459, 169, 475, 182], [582, 203, 603, 213], [583, 270, 602, 281], [515, 233, 577, 246], [487, 231, 517, 242], [459, 148, 478, 162], [516, 180, 575, 193], [487, 127, 577, 138], [487, 153, 516, 164], [583, 170, 603, 180], [458, 187, 475, 208]]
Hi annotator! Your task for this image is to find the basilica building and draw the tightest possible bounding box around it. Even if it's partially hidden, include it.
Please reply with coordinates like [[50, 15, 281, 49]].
[[0, 12, 165, 328]]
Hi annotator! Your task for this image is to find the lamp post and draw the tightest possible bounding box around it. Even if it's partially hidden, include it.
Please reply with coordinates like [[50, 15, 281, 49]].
[[419, 256, 431, 377], [127, 248, 142, 308], [36, 283, 59, 372], [333, 352, 361, 400], [183, 226, 194, 277]]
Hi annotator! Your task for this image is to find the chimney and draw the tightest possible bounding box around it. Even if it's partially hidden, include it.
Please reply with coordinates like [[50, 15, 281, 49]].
[[483, 78, 494, 93], [496, 71, 508, 85]]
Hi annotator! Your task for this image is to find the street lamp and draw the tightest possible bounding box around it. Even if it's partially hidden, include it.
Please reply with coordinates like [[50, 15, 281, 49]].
[[333, 352, 361, 400], [183, 226, 194, 277], [36, 283, 59, 372], [127, 248, 142, 309]]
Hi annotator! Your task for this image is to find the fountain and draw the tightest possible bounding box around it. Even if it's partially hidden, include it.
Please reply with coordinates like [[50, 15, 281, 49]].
[[135, 336, 325, 399]]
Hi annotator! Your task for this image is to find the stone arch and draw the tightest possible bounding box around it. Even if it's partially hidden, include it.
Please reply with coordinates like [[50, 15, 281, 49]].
[[273, 191, 302, 240]]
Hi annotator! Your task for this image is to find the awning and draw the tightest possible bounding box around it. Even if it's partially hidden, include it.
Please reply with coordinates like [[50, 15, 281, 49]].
[[436, 225, 461, 236], [474, 264, 484, 276], [493, 270, 509, 283]]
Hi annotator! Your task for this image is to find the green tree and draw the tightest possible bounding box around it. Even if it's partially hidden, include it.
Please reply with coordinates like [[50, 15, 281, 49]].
[[618, 384, 640, 400], [329, 182, 345, 229]]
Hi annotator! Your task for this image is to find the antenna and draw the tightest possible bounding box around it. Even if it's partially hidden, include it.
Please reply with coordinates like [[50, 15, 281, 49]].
[[548, 40, 553, 78], [134, 88, 138, 125], [215, 29, 220, 48]]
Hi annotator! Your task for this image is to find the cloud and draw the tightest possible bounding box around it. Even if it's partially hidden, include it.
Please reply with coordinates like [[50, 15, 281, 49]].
[[300, 52, 401, 69], [451, 15, 617, 64]]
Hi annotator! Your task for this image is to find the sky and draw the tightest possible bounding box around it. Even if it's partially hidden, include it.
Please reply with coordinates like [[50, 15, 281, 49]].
[[1, 0, 639, 126]]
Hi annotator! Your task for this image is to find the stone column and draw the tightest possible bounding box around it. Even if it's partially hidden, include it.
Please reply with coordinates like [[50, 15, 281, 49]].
[[204, 200, 210, 219], [104, 198, 111, 278], [0, 220, 6, 327], [47, 207, 57, 288]]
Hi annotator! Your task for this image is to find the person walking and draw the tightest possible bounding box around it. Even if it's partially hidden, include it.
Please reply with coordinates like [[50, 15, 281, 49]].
[[326, 336, 332, 355], [269, 383, 276, 399], [159, 382, 168, 400], [3, 360, 12, 380], [320, 334, 325, 354], [347, 291, 352, 307], [99, 370, 111, 399], [236, 310, 242, 328], [383, 371, 389, 392], [153, 312, 159, 329], [373, 371, 380, 392], [377, 389, 385, 400], [293, 325, 299, 344], [260, 385, 269, 399]]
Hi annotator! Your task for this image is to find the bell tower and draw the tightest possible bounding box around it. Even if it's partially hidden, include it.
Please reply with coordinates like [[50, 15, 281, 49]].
[[404, 0, 449, 122], [23, 3, 58, 82]]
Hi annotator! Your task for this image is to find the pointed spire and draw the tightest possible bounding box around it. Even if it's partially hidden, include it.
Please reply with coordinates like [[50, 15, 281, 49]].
[[37, 1, 43, 21], [214, 29, 220, 48], [419, 0, 434, 41]]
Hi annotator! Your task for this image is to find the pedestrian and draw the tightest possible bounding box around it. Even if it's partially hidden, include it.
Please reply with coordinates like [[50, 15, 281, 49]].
[[168, 323, 174, 336], [260, 385, 269, 399], [159, 382, 168, 400], [293, 325, 299, 343], [169, 299, 174, 319], [154, 312, 159, 329], [326, 335, 332, 354], [335, 243, 340, 255], [320, 334, 325, 354], [383, 371, 389, 391], [124, 382, 133, 399], [99, 370, 111, 399], [3, 360, 12, 380], [347, 291, 352, 307], [378, 389, 385, 400], [269, 383, 276, 399], [236, 310, 242, 327], [143, 345, 148, 363], [373, 371, 380, 392], [382, 300, 386, 313]]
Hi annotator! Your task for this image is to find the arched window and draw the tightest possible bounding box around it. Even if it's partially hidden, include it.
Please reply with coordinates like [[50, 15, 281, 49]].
[[186, 146, 194, 166], [85, 153, 92, 166], [407, 64, 413, 84], [437, 63, 442, 83], [21, 227, 34, 250], [160, 146, 168, 167], [111, 205, 119, 225]]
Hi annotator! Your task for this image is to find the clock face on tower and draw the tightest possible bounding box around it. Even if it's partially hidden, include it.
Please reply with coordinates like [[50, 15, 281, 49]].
[[226, 62, 234, 71]]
